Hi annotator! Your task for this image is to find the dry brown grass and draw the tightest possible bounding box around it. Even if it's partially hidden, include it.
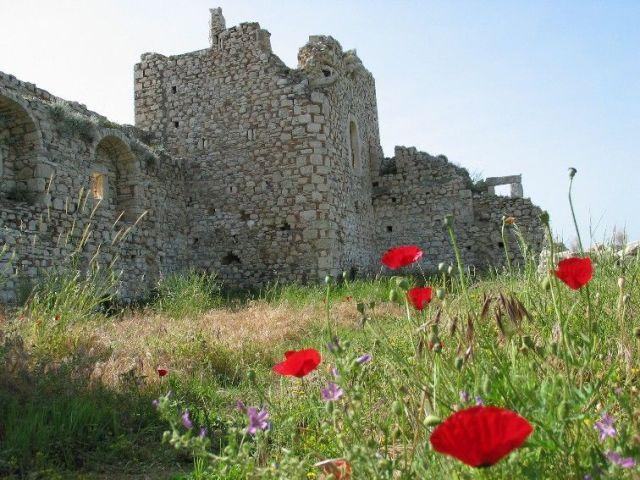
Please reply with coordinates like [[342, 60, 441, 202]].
[[74, 299, 403, 388]]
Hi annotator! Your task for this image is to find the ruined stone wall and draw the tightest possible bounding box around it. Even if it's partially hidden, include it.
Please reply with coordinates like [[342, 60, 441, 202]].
[[1, 8, 546, 303], [134, 18, 346, 287], [471, 192, 545, 268], [372, 146, 543, 272], [296, 36, 382, 279], [0, 72, 188, 303]]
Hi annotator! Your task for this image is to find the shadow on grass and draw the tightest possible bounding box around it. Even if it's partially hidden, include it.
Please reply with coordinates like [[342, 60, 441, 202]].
[[0, 334, 184, 478]]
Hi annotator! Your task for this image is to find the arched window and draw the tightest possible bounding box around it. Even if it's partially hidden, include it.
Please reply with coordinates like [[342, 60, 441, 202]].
[[94, 135, 139, 222], [0, 95, 42, 203], [349, 118, 361, 172]]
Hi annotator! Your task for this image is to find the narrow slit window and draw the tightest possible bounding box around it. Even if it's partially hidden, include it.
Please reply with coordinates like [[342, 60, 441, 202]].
[[349, 119, 361, 170], [171, 86, 177, 94], [90, 173, 105, 200]]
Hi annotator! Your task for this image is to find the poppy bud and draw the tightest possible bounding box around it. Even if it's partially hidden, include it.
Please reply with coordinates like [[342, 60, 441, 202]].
[[541, 276, 551, 291], [443, 214, 454, 228], [438, 262, 446, 272], [634, 326, 640, 339], [162, 431, 171, 443], [482, 376, 490, 395], [623, 294, 631, 304], [447, 265, 454, 275], [557, 400, 569, 421], [568, 167, 577, 178], [454, 357, 464, 370], [539, 211, 550, 225], [424, 415, 442, 427], [389, 288, 400, 303], [522, 335, 535, 349], [436, 288, 446, 300], [324, 275, 333, 285], [618, 277, 625, 289], [398, 279, 410, 291], [325, 400, 335, 414], [392, 400, 403, 417], [342, 271, 348, 279]]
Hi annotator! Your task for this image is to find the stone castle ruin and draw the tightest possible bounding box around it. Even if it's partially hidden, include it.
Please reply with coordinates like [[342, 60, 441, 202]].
[[0, 8, 543, 302]]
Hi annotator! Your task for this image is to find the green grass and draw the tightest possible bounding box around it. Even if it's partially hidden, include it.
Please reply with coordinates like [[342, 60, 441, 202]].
[[1, 223, 640, 478]]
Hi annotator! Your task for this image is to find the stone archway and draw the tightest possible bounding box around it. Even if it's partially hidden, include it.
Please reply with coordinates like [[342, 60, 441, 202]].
[[93, 134, 140, 222], [0, 94, 44, 202]]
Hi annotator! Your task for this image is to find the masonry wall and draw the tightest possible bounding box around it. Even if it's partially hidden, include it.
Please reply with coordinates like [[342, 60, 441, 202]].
[[1, 9, 546, 304], [0, 72, 188, 303], [372, 146, 544, 272], [134, 22, 346, 286], [296, 36, 382, 279]]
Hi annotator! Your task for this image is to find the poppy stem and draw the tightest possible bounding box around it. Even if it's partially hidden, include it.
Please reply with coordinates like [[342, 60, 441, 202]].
[[542, 219, 575, 365], [444, 216, 468, 296], [568, 174, 594, 333], [324, 278, 333, 340], [568, 175, 584, 254], [501, 219, 513, 276]]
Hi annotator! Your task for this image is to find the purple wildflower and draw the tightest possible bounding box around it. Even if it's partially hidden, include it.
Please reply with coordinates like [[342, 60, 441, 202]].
[[246, 407, 269, 435], [327, 337, 341, 352], [606, 451, 636, 468], [594, 413, 616, 441], [198, 427, 207, 438], [475, 396, 484, 406], [181, 410, 193, 429], [321, 382, 344, 402], [459, 391, 470, 403], [356, 353, 372, 364], [236, 399, 247, 412], [331, 366, 340, 378]]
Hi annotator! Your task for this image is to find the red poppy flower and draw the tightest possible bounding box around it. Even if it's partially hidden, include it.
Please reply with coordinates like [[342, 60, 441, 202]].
[[314, 459, 351, 479], [407, 287, 433, 310], [430, 406, 533, 467], [272, 348, 321, 378], [157, 368, 168, 377], [554, 257, 593, 290], [381, 245, 423, 269]]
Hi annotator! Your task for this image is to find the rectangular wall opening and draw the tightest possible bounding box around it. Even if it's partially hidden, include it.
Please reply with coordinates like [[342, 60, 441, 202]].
[[90, 172, 106, 200]]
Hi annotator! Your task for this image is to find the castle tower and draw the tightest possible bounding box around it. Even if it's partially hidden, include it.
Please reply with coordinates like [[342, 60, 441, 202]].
[[209, 7, 225, 47]]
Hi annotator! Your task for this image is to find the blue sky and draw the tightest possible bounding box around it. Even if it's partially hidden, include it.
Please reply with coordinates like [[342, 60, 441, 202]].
[[1, 1, 638, 244]]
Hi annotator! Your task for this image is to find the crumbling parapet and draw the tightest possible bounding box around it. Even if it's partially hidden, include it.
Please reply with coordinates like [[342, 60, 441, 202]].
[[209, 7, 226, 47]]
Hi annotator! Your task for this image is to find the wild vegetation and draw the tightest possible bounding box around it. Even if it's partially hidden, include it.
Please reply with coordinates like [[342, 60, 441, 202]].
[[0, 171, 639, 479]]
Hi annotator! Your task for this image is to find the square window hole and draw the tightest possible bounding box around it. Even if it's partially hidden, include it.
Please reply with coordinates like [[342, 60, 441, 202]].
[[386, 225, 393, 232]]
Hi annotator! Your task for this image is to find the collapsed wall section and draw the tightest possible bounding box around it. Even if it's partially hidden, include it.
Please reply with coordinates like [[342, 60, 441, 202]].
[[372, 146, 544, 271], [0, 72, 188, 303], [134, 20, 335, 287]]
